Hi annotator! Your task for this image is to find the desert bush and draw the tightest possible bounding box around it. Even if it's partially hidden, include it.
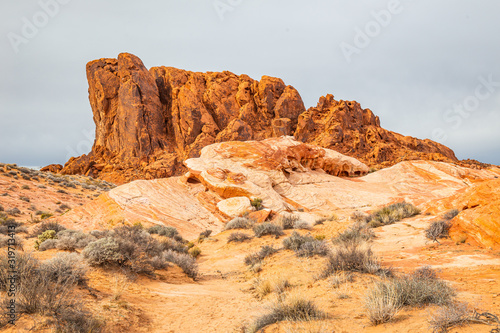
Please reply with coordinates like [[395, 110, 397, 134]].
[[282, 231, 328, 257], [248, 295, 324, 333], [0, 218, 26, 235], [244, 245, 279, 266], [32, 221, 66, 236], [366, 267, 455, 324], [52, 306, 103, 333], [333, 222, 375, 245], [425, 220, 451, 242], [278, 214, 300, 230], [160, 250, 198, 279], [0, 234, 24, 249], [21, 185, 30, 190], [197, 229, 212, 242], [89, 230, 108, 239], [428, 302, 472, 333], [6, 208, 21, 216], [328, 271, 354, 288], [147, 225, 183, 242], [35, 230, 57, 250], [322, 242, 380, 277], [82, 237, 125, 266], [443, 209, 459, 220], [227, 232, 253, 243], [365, 202, 420, 227], [55, 229, 97, 251], [39, 238, 58, 251], [224, 217, 254, 230], [159, 238, 188, 254], [296, 240, 329, 257], [314, 214, 337, 225], [188, 246, 201, 258], [0, 205, 3, 212], [59, 203, 71, 210], [283, 231, 314, 251], [411, 266, 438, 280], [254, 223, 284, 238], [41, 252, 88, 285], [19, 196, 30, 202], [250, 197, 263, 210], [41, 212, 53, 220], [253, 277, 291, 298], [365, 280, 401, 325]]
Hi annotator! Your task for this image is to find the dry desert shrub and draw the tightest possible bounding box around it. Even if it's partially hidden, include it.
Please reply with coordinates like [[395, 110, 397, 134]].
[[283, 231, 329, 257], [247, 294, 325, 333], [227, 232, 253, 243], [253, 223, 284, 238], [224, 217, 254, 230], [425, 220, 451, 242], [442, 209, 459, 220], [322, 241, 381, 277], [160, 250, 198, 279], [332, 222, 375, 245], [365, 266, 455, 325], [362, 202, 420, 228], [244, 245, 279, 267]]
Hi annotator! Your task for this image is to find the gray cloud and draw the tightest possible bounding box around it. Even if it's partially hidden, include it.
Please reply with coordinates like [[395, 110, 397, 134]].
[[1, 0, 499, 166]]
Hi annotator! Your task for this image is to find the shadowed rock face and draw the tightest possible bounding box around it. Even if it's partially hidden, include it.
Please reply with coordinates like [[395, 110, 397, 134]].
[[58, 53, 458, 184]]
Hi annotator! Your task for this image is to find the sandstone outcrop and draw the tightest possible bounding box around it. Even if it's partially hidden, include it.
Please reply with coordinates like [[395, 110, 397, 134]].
[[57, 53, 466, 183], [57, 138, 500, 238], [60, 53, 305, 184], [448, 178, 500, 249], [295, 94, 457, 168]]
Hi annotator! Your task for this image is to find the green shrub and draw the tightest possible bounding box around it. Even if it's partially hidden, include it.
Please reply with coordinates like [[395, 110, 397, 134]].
[[250, 197, 263, 210], [188, 246, 201, 258], [35, 230, 57, 250], [227, 232, 253, 243], [253, 223, 284, 238], [224, 217, 254, 230]]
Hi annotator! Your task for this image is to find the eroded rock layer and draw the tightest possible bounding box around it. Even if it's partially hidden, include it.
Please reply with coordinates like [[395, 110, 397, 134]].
[[59, 53, 460, 183]]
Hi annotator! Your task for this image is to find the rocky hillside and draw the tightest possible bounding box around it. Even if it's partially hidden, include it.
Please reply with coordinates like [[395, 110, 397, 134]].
[[48, 53, 458, 184]]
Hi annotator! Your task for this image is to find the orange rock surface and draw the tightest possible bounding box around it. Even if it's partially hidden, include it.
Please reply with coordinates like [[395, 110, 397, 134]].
[[56, 53, 462, 184], [449, 178, 500, 249]]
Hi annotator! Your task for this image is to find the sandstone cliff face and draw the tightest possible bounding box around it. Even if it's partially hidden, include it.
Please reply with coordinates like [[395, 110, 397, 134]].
[[59, 53, 459, 183], [61, 53, 305, 183], [294, 94, 457, 168]]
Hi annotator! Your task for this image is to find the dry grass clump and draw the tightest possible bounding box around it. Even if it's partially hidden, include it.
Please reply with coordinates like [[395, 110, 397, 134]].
[[247, 294, 325, 333], [425, 220, 451, 243], [283, 232, 329, 257], [442, 209, 459, 220], [160, 250, 198, 279], [278, 214, 312, 230], [41, 252, 88, 285], [328, 271, 354, 288], [332, 222, 375, 245], [365, 266, 455, 325], [322, 241, 381, 277], [224, 217, 254, 230], [253, 223, 284, 238], [428, 302, 500, 333], [227, 232, 253, 243], [252, 276, 291, 298], [360, 202, 420, 228], [244, 245, 279, 267], [0, 251, 102, 332]]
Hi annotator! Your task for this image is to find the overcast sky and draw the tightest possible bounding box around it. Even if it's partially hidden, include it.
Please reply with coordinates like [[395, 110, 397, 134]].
[[1, 0, 499, 167]]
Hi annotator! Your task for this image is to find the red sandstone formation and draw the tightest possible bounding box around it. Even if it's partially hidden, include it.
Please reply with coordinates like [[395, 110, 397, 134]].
[[57, 53, 461, 183]]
